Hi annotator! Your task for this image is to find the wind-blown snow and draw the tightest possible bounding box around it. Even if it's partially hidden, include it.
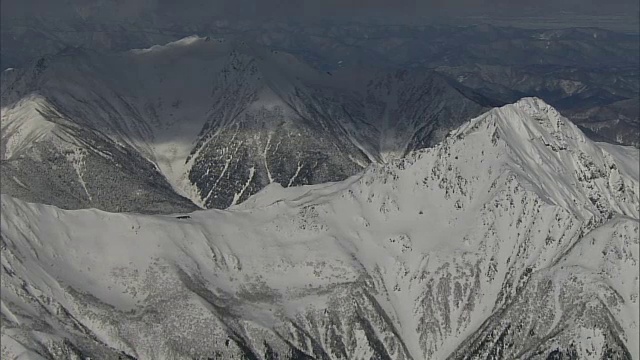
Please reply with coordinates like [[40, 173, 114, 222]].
[[129, 35, 212, 55]]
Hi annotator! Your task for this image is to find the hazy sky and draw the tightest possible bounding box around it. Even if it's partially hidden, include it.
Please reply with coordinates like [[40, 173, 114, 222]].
[[2, 0, 639, 16], [2, 0, 638, 34]]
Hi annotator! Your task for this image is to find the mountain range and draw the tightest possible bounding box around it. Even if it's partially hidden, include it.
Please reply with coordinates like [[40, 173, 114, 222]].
[[1, 36, 491, 212], [1, 20, 639, 360], [3, 22, 638, 144], [1, 98, 638, 359]]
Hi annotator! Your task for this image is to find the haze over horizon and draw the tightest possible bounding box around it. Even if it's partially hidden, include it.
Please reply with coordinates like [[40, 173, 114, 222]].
[[1, 0, 638, 33]]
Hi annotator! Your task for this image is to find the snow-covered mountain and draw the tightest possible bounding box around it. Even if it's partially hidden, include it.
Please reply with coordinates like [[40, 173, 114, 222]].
[[1, 36, 488, 211], [2, 98, 638, 359]]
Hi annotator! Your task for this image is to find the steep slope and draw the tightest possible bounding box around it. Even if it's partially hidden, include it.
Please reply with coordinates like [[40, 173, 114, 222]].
[[1, 98, 638, 359], [361, 68, 491, 161], [1, 36, 487, 211], [0, 93, 199, 214], [1, 39, 371, 211], [567, 98, 640, 147]]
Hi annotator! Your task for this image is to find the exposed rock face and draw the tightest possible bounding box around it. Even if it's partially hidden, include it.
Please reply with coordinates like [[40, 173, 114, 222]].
[[2, 98, 638, 359], [1, 38, 488, 211], [0, 95, 199, 214]]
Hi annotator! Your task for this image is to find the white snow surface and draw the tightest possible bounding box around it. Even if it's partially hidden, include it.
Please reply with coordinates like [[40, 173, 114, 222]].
[[1, 95, 57, 161], [1, 98, 638, 359]]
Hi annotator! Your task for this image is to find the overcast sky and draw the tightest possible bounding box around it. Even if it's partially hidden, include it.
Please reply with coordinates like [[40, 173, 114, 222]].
[[2, 0, 639, 25]]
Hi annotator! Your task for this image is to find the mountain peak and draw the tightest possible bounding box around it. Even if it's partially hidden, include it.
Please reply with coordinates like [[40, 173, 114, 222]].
[[442, 97, 639, 219], [456, 97, 583, 143], [2, 95, 637, 359]]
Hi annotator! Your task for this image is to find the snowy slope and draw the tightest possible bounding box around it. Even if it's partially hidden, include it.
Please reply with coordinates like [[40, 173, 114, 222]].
[[1, 98, 638, 359], [0, 91, 198, 214], [1, 36, 488, 211]]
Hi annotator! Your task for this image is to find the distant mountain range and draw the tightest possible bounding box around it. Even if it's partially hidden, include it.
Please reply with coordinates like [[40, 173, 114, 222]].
[[3, 22, 638, 141]]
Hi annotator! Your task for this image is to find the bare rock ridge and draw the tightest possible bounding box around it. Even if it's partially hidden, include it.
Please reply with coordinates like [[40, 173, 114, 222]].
[[1, 98, 638, 359]]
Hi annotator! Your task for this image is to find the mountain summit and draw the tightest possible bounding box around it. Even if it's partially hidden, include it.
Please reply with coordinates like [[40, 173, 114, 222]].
[[2, 98, 637, 359]]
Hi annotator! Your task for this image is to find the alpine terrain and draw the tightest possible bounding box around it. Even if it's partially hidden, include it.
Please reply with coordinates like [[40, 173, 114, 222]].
[[2, 98, 638, 359], [1, 36, 489, 212]]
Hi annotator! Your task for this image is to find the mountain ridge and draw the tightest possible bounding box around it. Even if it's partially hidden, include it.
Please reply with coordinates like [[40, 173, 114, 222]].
[[1, 37, 489, 211], [1, 98, 637, 359]]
